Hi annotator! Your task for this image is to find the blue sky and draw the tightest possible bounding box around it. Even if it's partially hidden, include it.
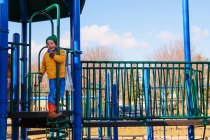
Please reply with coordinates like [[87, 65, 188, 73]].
[[9, 0, 210, 60]]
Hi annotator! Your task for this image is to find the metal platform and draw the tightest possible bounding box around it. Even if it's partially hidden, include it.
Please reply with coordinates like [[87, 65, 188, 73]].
[[9, 111, 210, 128], [10, 111, 72, 128]]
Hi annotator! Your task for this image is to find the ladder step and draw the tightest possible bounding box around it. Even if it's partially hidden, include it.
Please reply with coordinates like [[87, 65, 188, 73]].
[[46, 115, 69, 140]]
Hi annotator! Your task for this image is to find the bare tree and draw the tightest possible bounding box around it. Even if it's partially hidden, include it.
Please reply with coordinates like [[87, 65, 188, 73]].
[[146, 40, 209, 115], [82, 46, 121, 61], [147, 40, 208, 61], [81, 46, 122, 110]]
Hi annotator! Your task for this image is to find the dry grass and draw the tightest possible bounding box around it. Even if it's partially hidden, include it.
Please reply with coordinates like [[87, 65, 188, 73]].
[[83, 126, 210, 137]]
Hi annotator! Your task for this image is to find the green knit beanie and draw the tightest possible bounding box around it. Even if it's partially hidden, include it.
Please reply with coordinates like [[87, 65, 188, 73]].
[[46, 35, 57, 45]]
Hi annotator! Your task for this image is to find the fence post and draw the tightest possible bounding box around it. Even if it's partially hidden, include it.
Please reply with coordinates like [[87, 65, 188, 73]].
[[11, 33, 20, 140], [144, 69, 154, 140], [182, 0, 194, 139], [106, 73, 111, 138], [112, 84, 118, 140]]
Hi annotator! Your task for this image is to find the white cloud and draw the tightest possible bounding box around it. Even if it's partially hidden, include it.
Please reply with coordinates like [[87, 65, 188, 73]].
[[31, 40, 45, 62], [31, 40, 45, 56], [158, 31, 178, 41], [60, 32, 70, 48], [191, 26, 209, 41], [31, 25, 150, 60], [81, 24, 149, 48], [45, 25, 150, 49]]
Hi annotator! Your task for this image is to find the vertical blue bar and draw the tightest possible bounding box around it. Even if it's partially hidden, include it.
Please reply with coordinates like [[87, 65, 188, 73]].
[[19, 1, 29, 139], [106, 73, 111, 138], [21, 20, 28, 140], [12, 33, 20, 140], [112, 84, 118, 140], [71, 0, 82, 139], [87, 83, 91, 139], [97, 85, 102, 138], [161, 90, 166, 140], [19, 1, 29, 138], [182, 0, 191, 62], [50, 132, 54, 138], [182, 0, 194, 139], [144, 69, 153, 140], [0, 0, 8, 139]]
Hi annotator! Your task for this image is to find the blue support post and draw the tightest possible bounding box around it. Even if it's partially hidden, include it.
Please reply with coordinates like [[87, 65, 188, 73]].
[[50, 132, 54, 138], [97, 120, 102, 138], [182, 0, 194, 139], [182, 0, 191, 63], [0, 0, 8, 139], [21, 20, 28, 140], [11, 33, 20, 140], [87, 83, 91, 139], [161, 90, 166, 140], [97, 85, 102, 138], [106, 73, 111, 138], [71, 0, 82, 139], [144, 69, 154, 140], [112, 84, 118, 140], [19, 0, 29, 138]]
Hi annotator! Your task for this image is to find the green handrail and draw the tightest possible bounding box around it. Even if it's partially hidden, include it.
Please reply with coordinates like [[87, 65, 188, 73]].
[[28, 4, 60, 112], [81, 61, 210, 120]]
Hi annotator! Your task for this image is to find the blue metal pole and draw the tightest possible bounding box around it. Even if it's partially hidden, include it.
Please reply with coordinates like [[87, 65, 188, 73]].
[[87, 83, 91, 139], [106, 73, 111, 138], [182, 0, 191, 63], [19, 1, 29, 139], [97, 84, 102, 138], [144, 69, 153, 140], [161, 90, 166, 140], [21, 20, 28, 140], [112, 84, 118, 140], [11, 33, 20, 140], [71, 0, 82, 139], [0, 0, 8, 139], [182, 0, 194, 139]]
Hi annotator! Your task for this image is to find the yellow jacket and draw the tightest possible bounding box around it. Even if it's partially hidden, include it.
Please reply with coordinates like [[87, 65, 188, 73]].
[[39, 49, 66, 79]]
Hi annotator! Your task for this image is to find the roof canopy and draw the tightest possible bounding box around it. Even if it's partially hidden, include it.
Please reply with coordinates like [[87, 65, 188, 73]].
[[9, 0, 85, 22]]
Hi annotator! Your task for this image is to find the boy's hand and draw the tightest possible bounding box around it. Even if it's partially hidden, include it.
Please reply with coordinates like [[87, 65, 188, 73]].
[[49, 51, 56, 58], [38, 73, 43, 82], [49, 48, 57, 58]]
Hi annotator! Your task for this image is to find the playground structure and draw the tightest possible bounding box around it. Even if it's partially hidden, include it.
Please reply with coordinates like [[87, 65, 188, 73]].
[[0, 0, 210, 140]]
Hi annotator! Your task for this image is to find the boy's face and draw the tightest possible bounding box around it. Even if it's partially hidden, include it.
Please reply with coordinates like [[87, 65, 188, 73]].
[[47, 40, 56, 51]]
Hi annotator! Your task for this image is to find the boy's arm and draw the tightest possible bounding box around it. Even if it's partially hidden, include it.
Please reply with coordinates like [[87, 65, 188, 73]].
[[39, 54, 46, 74], [53, 49, 66, 64]]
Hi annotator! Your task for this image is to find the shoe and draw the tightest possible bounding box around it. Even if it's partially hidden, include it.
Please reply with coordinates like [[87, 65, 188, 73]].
[[48, 102, 62, 119]]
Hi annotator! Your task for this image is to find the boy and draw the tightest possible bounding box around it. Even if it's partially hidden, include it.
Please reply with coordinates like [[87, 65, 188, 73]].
[[38, 35, 66, 119]]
